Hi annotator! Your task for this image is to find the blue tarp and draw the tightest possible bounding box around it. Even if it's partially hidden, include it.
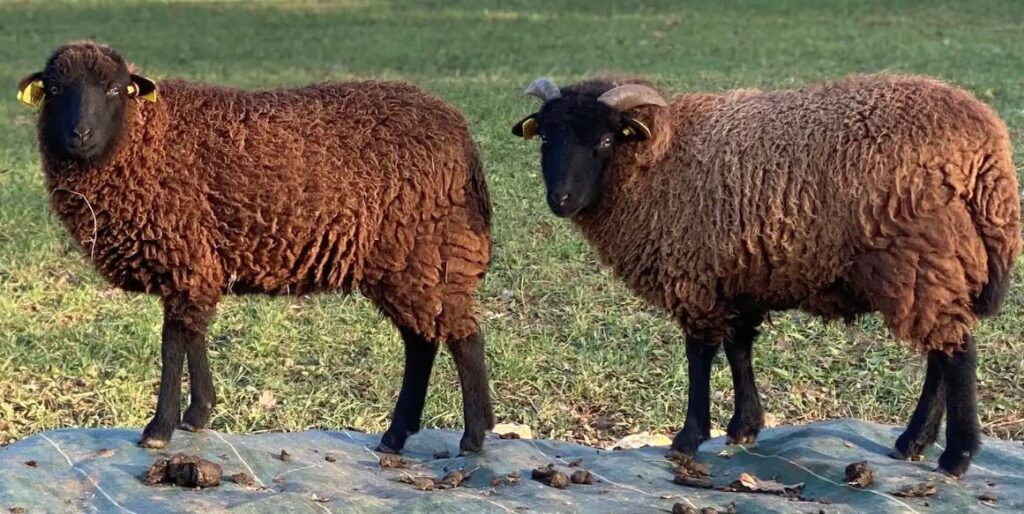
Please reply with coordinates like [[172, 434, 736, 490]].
[[1, 419, 1020, 513]]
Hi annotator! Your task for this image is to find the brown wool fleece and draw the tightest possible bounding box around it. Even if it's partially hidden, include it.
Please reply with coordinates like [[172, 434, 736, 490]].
[[570, 75, 1020, 353], [40, 43, 491, 341]]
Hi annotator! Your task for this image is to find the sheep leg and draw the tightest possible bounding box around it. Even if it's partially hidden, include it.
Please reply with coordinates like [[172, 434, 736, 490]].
[[669, 338, 721, 457], [376, 327, 440, 454], [937, 334, 980, 478], [724, 314, 765, 445], [180, 328, 216, 432], [139, 316, 190, 448], [892, 350, 946, 461], [447, 331, 494, 454]]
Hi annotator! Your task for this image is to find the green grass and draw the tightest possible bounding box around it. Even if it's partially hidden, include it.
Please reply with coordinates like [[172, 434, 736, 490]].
[[2, 0, 1024, 447]]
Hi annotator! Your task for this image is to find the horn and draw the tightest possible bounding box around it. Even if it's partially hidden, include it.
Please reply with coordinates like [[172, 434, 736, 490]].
[[597, 84, 667, 111], [524, 77, 561, 102]]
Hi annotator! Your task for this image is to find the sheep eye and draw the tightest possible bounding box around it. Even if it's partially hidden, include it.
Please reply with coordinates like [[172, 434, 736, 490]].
[[107, 86, 120, 97], [597, 136, 613, 149], [48, 85, 61, 96]]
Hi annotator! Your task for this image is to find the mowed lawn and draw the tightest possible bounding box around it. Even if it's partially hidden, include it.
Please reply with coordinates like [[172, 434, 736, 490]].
[[1, 0, 1023, 447]]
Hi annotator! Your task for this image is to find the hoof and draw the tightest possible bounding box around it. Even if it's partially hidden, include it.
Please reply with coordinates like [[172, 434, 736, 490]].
[[889, 449, 925, 462], [180, 404, 212, 432], [374, 444, 402, 454], [726, 413, 763, 447], [459, 433, 485, 455], [937, 449, 973, 478], [665, 449, 695, 462], [725, 433, 757, 446], [140, 420, 173, 449], [177, 421, 201, 432], [139, 437, 168, 449], [377, 430, 407, 455], [670, 429, 706, 457]]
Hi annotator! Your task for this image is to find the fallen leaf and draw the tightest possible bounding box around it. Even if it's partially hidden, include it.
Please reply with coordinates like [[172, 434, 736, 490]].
[[230, 472, 258, 488], [571, 469, 593, 485], [258, 390, 277, 410], [379, 454, 407, 469], [844, 461, 874, 488], [143, 454, 223, 488], [493, 422, 532, 439], [610, 432, 672, 450], [726, 472, 803, 497], [672, 503, 698, 514], [531, 464, 569, 489], [890, 482, 938, 498], [398, 475, 435, 491]]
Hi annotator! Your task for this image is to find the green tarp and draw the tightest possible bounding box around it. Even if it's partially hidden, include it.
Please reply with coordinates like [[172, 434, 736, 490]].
[[1, 419, 1020, 513]]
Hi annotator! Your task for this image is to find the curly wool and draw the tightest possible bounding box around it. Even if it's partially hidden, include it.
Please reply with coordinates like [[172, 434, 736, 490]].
[[41, 44, 491, 341], [571, 74, 1020, 353]]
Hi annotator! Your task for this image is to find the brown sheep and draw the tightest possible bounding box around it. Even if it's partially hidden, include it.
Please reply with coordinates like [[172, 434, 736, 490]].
[[511, 75, 1021, 476], [17, 41, 494, 454]]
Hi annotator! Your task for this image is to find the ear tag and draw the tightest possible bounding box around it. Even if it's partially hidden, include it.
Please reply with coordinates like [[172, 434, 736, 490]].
[[17, 80, 44, 108], [127, 77, 158, 103], [521, 117, 538, 139]]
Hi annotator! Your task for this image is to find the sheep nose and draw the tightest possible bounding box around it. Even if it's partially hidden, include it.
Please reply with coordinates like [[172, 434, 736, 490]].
[[550, 192, 571, 207], [73, 128, 93, 142]]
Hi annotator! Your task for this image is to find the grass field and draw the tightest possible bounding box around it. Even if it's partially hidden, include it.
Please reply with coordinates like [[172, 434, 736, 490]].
[[2, 0, 1024, 448]]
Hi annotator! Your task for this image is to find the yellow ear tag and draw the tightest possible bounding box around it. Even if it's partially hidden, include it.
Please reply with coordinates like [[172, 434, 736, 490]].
[[521, 117, 538, 139], [623, 120, 653, 139], [126, 80, 158, 103], [17, 80, 44, 108]]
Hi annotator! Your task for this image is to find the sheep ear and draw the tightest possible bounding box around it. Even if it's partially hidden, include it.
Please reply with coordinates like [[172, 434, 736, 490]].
[[512, 113, 539, 139], [619, 116, 653, 141], [16, 72, 45, 108], [128, 74, 158, 102]]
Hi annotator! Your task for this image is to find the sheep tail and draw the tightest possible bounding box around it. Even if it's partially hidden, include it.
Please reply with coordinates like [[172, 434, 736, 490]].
[[463, 138, 492, 237], [969, 150, 1022, 317]]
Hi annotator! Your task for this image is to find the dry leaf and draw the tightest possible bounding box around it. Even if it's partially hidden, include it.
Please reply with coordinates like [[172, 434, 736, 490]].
[[258, 390, 277, 410], [492, 423, 532, 439]]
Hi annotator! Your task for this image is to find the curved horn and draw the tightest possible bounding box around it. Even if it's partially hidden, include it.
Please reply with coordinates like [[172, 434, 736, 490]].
[[597, 84, 667, 111], [524, 77, 561, 102]]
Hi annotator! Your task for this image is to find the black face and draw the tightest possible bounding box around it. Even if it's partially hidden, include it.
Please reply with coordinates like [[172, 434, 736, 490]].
[[513, 95, 649, 218], [39, 68, 131, 162]]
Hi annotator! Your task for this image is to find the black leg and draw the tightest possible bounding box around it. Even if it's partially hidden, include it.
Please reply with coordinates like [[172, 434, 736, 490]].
[[447, 331, 494, 454], [180, 324, 216, 432], [669, 337, 721, 456], [938, 334, 980, 477], [140, 315, 189, 448], [892, 350, 947, 461], [377, 327, 440, 454], [725, 313, 764, 445]]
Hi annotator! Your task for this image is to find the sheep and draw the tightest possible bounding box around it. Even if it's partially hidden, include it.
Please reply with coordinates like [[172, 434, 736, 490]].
[[511, 75, 1021, 476], [17, 41, 494, 454]]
